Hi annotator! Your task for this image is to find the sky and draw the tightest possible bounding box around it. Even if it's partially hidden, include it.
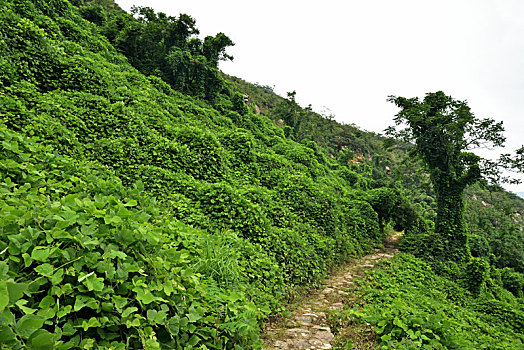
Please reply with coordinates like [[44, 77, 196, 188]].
[[115, 0, 524, 192]]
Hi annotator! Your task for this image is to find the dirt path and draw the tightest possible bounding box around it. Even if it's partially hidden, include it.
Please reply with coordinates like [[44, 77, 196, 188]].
[[262, 239, 399, 349]]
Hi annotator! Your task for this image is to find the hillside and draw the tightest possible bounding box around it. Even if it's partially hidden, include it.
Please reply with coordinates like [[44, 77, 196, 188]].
[[0, 0, 523, 349]]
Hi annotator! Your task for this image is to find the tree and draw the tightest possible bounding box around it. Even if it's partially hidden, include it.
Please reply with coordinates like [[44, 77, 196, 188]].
[[501, 146, 524, 173], [202, 33, 234, 68], [386, 91, 506, 263]]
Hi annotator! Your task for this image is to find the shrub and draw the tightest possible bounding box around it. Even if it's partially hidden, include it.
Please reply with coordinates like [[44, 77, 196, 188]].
[[464, 257, 490, 296]]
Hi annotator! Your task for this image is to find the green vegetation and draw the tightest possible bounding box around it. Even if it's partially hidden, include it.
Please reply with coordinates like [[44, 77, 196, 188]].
[[0, 0, 523, 348], [356, 254, 524, 349], [386, 92, 506, 264]]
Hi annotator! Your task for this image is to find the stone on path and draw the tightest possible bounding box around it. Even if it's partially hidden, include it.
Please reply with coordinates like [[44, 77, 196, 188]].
[[263, 248, 397, 349]]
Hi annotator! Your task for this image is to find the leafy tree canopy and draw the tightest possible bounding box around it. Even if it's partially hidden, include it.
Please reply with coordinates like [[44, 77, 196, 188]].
[[386, 91, 507, 188], [386, 91, 509, 263]]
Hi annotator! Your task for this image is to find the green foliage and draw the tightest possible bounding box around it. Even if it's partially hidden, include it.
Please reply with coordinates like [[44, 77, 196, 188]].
[[357, 254, 524, 349], [499, 268, 524, 298], [343, 200, 381, 242], [464, 257, 490, 296], [3, 1, 522, 348], [472, 298, 524, 334], [464, 185, 524, 273], [78, 3, 235, 101], [0, 1, 390, 347], [367, 301, 462, 349], [387, 91, 508, 264], [366, 187, 417, 233], [231, 92, 249, 116], [0, 125, 269, 348]]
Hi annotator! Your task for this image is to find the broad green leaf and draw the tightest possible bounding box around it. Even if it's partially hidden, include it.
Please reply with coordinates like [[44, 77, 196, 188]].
[[104, 215, 122, 225], [407, 329, 416, 340], [140, 292, 155, 305], [61, 321, 75, 336], [78, 271, 94, 283], [154, 310, 167, 324], [34, 264, 54, 277], [187, 335, 200, 347], [163, 281, 173, 296], [113, 296, 128, 312], [50, 269, 64, 285], [121, 307, 138, 318], [124, 199, 137, 207], [7, 282, 28, 303], [27, 329, 55, 349], [83, 274, 104, 292], [31, 247, 51, 262], [125, 317, 141, 328], [0, 325, 17, 343], [22, 253, 33, 267], [166, 316, 179, 336], [0, 282, 8, 312], [15, 300, 37, 314], [144, 338, 160, 350], [81, 317, 101, 331], [56, 305, 72, 319], [55, 219, 76, 229], [147, 309, 158, 322], [108, 251, 127, 259], [15, 314, 45, 339], [187, 304, 205, 323], [74, 296, 98, 312]]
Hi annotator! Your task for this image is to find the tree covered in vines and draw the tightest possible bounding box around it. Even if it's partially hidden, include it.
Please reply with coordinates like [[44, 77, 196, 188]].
[[386, 91, 506, 263]]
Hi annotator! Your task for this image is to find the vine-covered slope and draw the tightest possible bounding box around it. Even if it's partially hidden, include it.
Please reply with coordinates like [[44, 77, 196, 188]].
[[0, 0, 391, 348], [0, 0, 523, 349]]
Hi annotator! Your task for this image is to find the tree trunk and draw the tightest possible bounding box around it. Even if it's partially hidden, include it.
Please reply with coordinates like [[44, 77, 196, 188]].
[[433, 183, 470, 263]]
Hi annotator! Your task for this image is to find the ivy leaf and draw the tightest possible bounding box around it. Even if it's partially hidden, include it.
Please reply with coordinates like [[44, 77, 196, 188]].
[[108, 250, 127, 259], [0, 325, 17, 343], [145, 338, 161, 350], [124, 199, 138, 207], [74, 295, 98, 312], [15, 314, 45, 339], [50, 268, 64, 285], [81, 317, 101, 331], [187, 335, 200, 347], [163, 281, 174, 296], [83, 274, 104, 292], [104, 215, 122, 225], [56, 305, 72, 318], [2, 140, 20, 153], [0, 281, 8, 312], [15, 300, 37, 314], [28, 329, 55, 349], [187, 304, 205, 323], [135, 287, 158, 305], [140, 292, 155, 305], [166, 316, 180, 336], [122, 307, 138, 318], [34, 264, 54, 277]]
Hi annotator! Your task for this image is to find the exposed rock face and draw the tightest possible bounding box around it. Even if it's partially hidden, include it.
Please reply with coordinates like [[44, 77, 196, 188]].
[[262, 248, 398, 349]]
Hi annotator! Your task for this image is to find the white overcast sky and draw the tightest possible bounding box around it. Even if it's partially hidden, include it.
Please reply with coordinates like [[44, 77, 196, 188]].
[[115, 0, 524, 192]]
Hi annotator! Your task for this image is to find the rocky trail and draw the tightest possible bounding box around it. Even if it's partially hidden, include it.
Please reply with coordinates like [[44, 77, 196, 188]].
[[262, 236, 400, 349]]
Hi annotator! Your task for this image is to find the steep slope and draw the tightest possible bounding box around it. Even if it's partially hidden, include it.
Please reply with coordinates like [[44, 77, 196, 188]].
[[0, 0, 399, 348], [1, 0, 523, 348]]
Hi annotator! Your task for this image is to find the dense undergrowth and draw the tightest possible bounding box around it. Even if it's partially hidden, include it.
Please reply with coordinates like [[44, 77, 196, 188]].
[[0, 0, 523, 348], [0, 0, 397, 348], [352, 254, 524, 349]]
